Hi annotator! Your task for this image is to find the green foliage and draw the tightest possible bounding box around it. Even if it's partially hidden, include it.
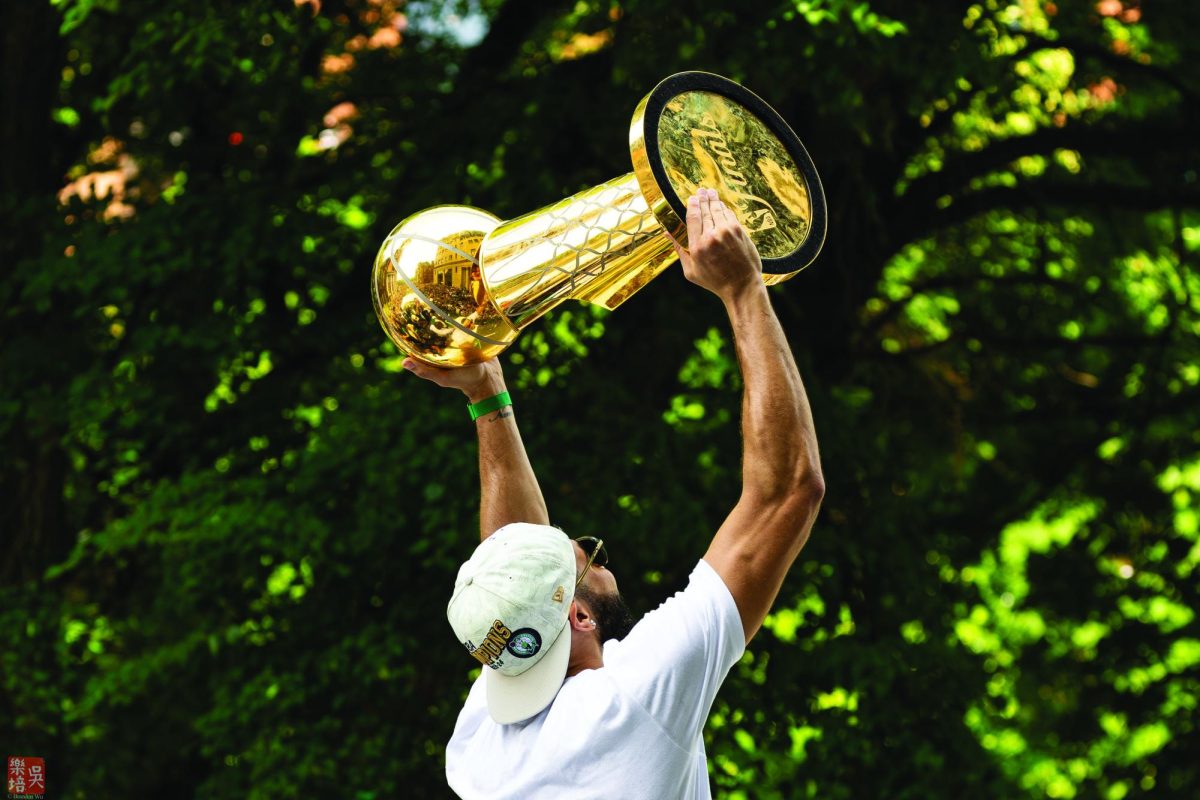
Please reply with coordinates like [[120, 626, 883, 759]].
[[2, 0, 1198, 797]]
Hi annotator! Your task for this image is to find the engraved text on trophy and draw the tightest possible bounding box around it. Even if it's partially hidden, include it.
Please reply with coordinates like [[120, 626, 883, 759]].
[[691, 112, 779, 234]]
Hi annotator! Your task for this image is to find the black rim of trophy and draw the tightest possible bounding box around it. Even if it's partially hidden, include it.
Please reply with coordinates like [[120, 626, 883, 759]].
[[638, 71, 828, 275]]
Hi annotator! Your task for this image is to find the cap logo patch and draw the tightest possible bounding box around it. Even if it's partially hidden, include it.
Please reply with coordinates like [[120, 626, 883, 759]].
[[552, 586, 565, 603], [506, 628, 542, 659], [468, 619, 512, 667]]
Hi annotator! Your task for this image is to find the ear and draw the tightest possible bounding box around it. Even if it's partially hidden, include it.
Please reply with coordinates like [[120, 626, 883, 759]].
[[568, 600, 597, 632]]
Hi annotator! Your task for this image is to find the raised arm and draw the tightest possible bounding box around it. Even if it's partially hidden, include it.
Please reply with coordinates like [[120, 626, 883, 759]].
[[403, 357, 549, 540], [672, 189, 825, 644]]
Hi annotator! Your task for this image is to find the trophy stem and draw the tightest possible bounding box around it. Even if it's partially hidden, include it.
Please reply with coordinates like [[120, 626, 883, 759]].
[[477, 171, 679, 332]]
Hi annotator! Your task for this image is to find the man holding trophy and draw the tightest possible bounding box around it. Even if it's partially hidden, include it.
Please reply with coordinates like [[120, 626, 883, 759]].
[[377, 74, 826, 798]]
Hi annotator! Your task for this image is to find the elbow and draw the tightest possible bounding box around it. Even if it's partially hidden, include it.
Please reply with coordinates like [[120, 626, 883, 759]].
[[789, 470, 824, 547], [739, 470, 824, 553], [791, 468, 825, 516], [785, 455, 826, 505], [802, 467, 825, 502], [745, 462, 825, 512]]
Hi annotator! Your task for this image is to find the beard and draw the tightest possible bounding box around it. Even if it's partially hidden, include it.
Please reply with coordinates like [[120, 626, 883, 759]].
[[578, 585, 636, 643]]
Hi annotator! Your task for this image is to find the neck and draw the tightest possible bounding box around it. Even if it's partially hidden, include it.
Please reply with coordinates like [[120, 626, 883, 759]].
[[565, 635, 604, 677]]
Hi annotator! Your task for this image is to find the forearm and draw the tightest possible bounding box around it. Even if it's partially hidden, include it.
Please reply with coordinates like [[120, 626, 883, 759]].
[[468, 377, 549, 540], [682, 187, 822, 642], [724, 284, 823, 500]]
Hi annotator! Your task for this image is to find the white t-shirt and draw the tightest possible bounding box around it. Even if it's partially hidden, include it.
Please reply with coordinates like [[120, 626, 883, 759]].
[[445, 558, 746, 800]]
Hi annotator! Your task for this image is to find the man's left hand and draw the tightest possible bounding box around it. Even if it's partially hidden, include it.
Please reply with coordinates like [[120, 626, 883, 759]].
[[403, 357, 506, 404]]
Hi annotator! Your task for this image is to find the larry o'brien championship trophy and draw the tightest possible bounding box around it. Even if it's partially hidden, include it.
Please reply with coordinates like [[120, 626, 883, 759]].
[[371, 72, 827, 367]]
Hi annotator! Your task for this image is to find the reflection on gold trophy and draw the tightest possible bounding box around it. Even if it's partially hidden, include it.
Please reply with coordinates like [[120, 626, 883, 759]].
[[371, 72, 827, 367]]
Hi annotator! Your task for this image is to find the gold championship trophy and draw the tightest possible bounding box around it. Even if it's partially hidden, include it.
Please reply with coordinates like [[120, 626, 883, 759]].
[[371, 72, 827, 367]]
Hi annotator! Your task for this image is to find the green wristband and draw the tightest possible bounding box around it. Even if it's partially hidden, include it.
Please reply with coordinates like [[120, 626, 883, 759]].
[[468, 391, 512, 421]]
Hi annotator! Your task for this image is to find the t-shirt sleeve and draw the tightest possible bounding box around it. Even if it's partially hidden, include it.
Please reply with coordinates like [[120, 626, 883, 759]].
[[605, 558, 746, 747]]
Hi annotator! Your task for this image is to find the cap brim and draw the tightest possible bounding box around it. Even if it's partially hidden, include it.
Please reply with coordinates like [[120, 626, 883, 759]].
[[484, 618, 572, 724]]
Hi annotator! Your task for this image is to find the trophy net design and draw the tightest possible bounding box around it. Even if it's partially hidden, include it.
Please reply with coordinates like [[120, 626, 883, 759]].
[[371, 72, 827, 367]]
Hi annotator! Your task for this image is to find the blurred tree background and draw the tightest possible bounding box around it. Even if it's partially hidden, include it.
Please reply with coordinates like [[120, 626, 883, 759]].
[[2, 0, 1198, 797]]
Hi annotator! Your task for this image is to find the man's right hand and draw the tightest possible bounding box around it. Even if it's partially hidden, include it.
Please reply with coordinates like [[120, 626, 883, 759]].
[[670, 188, 764, 304], [403, 357, 506, 404]]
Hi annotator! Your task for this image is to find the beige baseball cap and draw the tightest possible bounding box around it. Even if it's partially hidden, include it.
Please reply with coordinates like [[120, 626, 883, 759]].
[[446, 522, 576, 724]]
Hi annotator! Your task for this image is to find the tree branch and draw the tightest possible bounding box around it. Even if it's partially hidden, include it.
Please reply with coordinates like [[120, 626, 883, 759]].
[[1020, 30, 1200, 104], [899, 119, 1194, 224], [861, 273, 1076, 338], [854, 329, 1169, 361], [911, 180, 1200, 242]]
